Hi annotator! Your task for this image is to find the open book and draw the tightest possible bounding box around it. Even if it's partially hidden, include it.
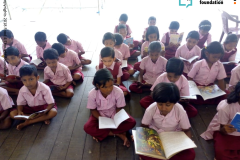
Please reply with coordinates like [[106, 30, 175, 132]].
[[99, 109, 129, 129], [133, 127, 196, 159], [121, 60, 128, 68], [14, 109, 48, 119], [188, 81, 226, 101], [169, 32, 184, 44], [123, 37, 133, 45], [221, 60, 239, 65], [181, 95, 197, 99], [230, 112, 240, 132], [31, 59, 43, 66], [179, 56, 199, 63]]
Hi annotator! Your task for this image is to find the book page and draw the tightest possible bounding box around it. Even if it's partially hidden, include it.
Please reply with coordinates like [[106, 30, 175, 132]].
[[113, 109, 129, 128], [169, 34, 180, 44], [121, 60, 128, 68], [14, 115, 29, 119], [99, 117, 116, 129], [199, 85, 226, 101], [123, 38, 133, 45], [181, 95, 197, 99], [221, 60, 238, 64], [188, 81, 201, 96], [187, 56, 199, 63], [159, 132, 196, 159], [31, 59, 42, 66], [178, 32, 184, 43]]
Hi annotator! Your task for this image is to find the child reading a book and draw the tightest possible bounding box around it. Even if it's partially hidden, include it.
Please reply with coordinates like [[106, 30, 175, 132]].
[[0, 87, 14, 129], [139, 82, 195, 160], [34, 31, 51, 69], [97, 47, 130, 98], [142, 16, 156, 43], [201, 81, 240, 160], [161, 21, 180, 60], [129, 41, 167, 93], [114, 13, 132, 36], [0, 56, 7, 75], [83, 69, 136, 147], [0, 29, 31, 62], [229, 64, 240, 92], [197, 20, 212, 49], [52, 43, 83, 81], [43, 48, 74, 98], [220, 33, 238, 76], [140, 58, 198, 118], [10, 65, 57, 130], [57, 33, 91, 65], [175, 31, 201, 77], [188, 41, 227, 105]]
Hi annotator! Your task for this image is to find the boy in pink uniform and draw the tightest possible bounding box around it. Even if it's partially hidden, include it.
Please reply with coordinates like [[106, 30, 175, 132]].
[[0, 87, 14, 129], [140, 58, 198, 118], [142, 16, 156, 44], [188, 42, 227, 105], [201, 82, 240, 160], [57, 33, 91, 65], [161, 21, 180, 60], [84, 69, 136, 147], [175, 31, 201, 77], [52, 43, 83, 82], [139, 83, 195, 160], [197, 20, 212, 49], [10, 65, 57, 130], [129, 41, 167, 93], [0, 56, 7, 75], [229, 64, 240, 92], [0, 29, 31, 62], [114, 14, 132, 36], [43, 48, 74, 98], [34, 32, 51, 69]]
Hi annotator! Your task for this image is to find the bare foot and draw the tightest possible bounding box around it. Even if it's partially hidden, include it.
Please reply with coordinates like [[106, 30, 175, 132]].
[[16, 122, 27, 130], [117, 133, 130, 147], [44, 120, 50, 125], [93, 137, 99, 142]]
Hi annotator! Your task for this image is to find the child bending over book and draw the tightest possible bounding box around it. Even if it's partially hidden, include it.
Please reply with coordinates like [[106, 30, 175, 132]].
[[0, 56, 7, 75], [161, 21, 180, 60], [114, 13, 132, 36], [142, 16, 156, 44], [84, 69, 136, 147], [52, 43, 83, 82], [175, 31, 201, 78], [0, 87, 14, 129], [201, 81, 240, 160], [139, 83, 195, 160], [43, 48, 74, 98], [129, 41, 167, 93], [140, 58, 198, 118], [34, 32, 51, 69], [10, 65, 57, 130], [0, 29, 31, 62], [197, 20, 212, 49], [57, 33, 91, 65], [188, 41, 227, 105], [229, 64, 240, 92]]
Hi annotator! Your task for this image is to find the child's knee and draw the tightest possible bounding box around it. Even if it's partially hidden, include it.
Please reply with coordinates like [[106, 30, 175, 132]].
[[73, 74, 81, 81], [49, 108, 58, 118], [66, 90, 74, 98], [128, 69, 135, 75], [123, 91, 128, 96], [22, 57, 30, 63], [10, 110, 18, 119]]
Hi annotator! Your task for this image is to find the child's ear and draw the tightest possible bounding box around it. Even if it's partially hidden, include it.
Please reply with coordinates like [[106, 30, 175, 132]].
[[37, 75, 40, 81], [205, 51, 209, 57], [113, 57, 116, 61], [96, 84, 100, 89]]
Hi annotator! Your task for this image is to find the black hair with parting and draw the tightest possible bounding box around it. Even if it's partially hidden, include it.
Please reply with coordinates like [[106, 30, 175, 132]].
[[186, 31, 200, 40], [57, 33, 68, 44], [224, 33, 238, 44], [169, 21, 180, 30], [20, 64, 38, 78], [148, 41, 161, 53], [114, 33, 123, 45], [0, 29, 14, 38], [35, 32, 47, 42], [52, 43, 66, 55], [119, 14, 128, 22], [43, 48, 59, 60], [199, 20, 211, 31], [100, 47, 115, 59], [166, 57, 184, 76], [102, 32, 115, 45], [148, 16, 156, 23], [5, 46, 20, 57], [146, 26, 160, 41], [201, 41, 224, 60], [93, 68, 114, 90]]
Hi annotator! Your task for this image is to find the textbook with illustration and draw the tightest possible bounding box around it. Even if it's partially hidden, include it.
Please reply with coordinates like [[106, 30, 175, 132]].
[[132, 127, 196, 159], [99, 109, 129, 129], [169, 32, 184, 44], [230, 112, 240, 132], [14, 109, 48, 119], [123, 37, 133, 45], [31, 58, 43, 66], [188, 81, 226, 101], [179, 56, 199, 63]]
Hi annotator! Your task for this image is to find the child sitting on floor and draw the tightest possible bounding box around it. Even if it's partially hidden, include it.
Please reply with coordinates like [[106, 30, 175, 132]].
[[0, 56, 7, 75], [10, 65, 57, 130], [139, 83, 195, 160], [201, 81, 240, 160], [142, 16, 156, 43], [114, 13, 132, 36], [57, 33, 91, 65], [52, 43, 83, 82], [0, 87, 14, 129], [43, 48, 74, 98], [229, 64, 240, 92], [84, 68, 136, 147], [197, 20, 212, 49]]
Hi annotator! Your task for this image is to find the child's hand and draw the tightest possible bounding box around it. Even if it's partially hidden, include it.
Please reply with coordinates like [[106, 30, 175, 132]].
[[220, 124, 236, 134], [169, 42, 174, 47], [128, 44, 134, 49], [18, 111, 24, 115], [57, 85, 65, 91], [175, 43, 180, 48]]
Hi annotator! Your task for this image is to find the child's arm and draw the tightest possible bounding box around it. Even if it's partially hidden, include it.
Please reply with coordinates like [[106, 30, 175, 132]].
[[57, 81, 72, 91], [138, 69, 144, 83], [141, 123, 149, 128], [33, 103, 55, 119], [116, 77, 121, 86], [17, 105, 24, 115], [0, 109, 10, 121], [91, 109, 101, 119], [43, 79, 50, 84], [182, 128, 192, 139], [220, 124, 236, 134], [116, 107, 124, 113], [217, 79, 226, 91], [68, 64, 81, 71]]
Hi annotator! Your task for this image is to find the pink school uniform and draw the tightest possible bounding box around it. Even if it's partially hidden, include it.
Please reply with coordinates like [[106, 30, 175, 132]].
[[175, 44, 201, 77], [99, 49, 123, 64], [114, 24, 132, 36], [188, 59, 227, 105], [201, 100, 240, 160], [197, 32, 212, 49], [0, 87, 14, 113], [36, 41, 51, 59], [229, 64, 240, 88], [139, 102, 195, 160], [17, 82, 57, 114], [63, 39, 85, 59], [83, 86, 136, 141], [0, 57, 7, 75]]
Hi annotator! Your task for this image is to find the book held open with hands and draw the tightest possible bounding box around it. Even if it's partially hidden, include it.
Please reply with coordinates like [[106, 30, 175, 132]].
[[169, 32, 184, 44], [179, 56, 199, 63], [121, 60, 128, 68], [31, 59, 43, 66], [99, 109, 129, 129], [14, 109, 48, 120], [230, 112, 240, 132], [132, 127, 196, 159], [123, 37, 133, 45], [221, 60, 239, 65]]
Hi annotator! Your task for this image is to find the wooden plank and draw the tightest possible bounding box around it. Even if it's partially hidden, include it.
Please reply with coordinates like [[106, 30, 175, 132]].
[[99, 137, 117, 160]]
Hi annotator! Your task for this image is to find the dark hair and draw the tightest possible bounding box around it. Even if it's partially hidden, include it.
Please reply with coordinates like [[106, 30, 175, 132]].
[[148, 16, 156, 23], [52, 43, 66, 55], [169, 21, 180, 30], [43, 48, 59, 60], [166, 58, 184, 75], [119, 14, 128, 22], [57, 33, 68, 44], [0, 29, 14, 38], [100, 47, 115, 59], [186, 31, 199, 40], [227, 81, 240, 104], [19, 65, 38, 78], [102, 32, 115, 44], [5, 46, 20, 57], [224, 33, 238, 44], [146, 26, 159, 41], [201, 41, 224, 60], [199, 20, 211, 31], [118, 24, 127, 31], [152, 82, 180, 103], [114, 33, 123, 45], [93, 69, 114, 90], [148, 41, 161, 53], [35, 32, 47, 41]]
